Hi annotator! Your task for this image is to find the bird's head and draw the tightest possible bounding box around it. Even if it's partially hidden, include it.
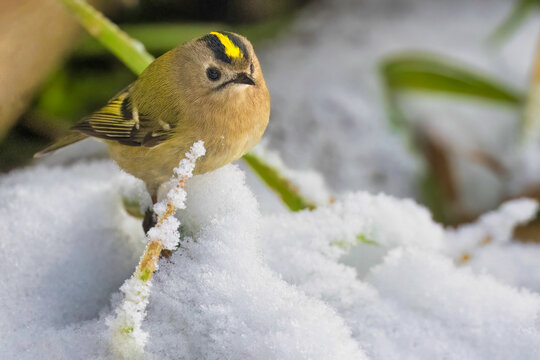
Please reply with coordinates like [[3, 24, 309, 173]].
[[174, 31, 265, 104]]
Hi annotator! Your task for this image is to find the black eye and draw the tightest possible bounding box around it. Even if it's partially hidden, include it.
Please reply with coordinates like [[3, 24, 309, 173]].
[[250, 63, 254, 74], [206, 67, 221, 81]]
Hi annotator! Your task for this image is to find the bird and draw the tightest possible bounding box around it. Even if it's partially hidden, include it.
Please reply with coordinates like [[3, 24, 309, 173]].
[[36, 31, 270, 231]]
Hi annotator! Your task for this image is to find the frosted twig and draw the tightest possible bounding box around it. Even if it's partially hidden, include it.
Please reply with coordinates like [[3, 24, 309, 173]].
[[107, 141, 205, 358]]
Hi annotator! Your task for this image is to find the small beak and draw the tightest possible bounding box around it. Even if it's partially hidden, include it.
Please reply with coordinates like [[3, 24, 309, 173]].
[[233, 72, 255, 86]]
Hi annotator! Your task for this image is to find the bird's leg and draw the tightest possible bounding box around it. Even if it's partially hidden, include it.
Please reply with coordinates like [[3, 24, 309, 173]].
[[142, 190, 174, 258], [142, 208, 157, 234], [142, 191, 158, 234]]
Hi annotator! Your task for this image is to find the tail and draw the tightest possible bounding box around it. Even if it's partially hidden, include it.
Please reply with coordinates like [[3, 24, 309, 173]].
[[34, 132, 88, 158]]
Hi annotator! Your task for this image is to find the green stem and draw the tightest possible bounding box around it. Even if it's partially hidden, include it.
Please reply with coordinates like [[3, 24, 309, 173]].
[[489, 0, 540, 45], [59, 0, 154, 75], [243, 152, 317, 211], [59, 0, 314, 212]]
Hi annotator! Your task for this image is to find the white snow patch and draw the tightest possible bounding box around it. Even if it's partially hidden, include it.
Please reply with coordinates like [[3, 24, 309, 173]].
[[2, 161, 540, 359], [445, 198, 538, 259], [0, 161, 145, 359], [144, 166, 366, 359]]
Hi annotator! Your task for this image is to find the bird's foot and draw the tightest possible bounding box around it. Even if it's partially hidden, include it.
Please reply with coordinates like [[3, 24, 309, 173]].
[[142, 208, 174, 259], [142, 208, 157, 234]]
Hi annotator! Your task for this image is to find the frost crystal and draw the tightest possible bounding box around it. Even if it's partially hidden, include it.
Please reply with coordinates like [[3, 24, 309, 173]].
[[106, 277, 151, 359], [150, 140, 206, 250]]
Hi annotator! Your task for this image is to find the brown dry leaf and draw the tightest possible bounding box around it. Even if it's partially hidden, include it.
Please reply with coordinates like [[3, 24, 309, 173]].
[[465, 150, 507, 178], [415, 124, 458, 204]]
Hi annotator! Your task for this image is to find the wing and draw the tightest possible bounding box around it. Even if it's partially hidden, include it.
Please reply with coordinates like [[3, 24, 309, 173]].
[[73, 86, 174, 147]]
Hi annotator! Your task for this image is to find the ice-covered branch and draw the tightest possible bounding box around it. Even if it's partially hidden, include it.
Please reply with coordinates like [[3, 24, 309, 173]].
[[107, 141, 205, 358]]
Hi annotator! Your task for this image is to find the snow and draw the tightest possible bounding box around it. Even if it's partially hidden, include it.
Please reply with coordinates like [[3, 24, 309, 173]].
[[144, 165, 366, 359], [107, 276, 152, 359], [444, 198, 539, 259], [3, 160, 540, 359], [0, 161, 144, 359], [365, 248, 540, 360]]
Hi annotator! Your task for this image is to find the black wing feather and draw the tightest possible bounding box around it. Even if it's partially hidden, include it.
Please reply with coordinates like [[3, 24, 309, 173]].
[[72, 87, 174, 147]]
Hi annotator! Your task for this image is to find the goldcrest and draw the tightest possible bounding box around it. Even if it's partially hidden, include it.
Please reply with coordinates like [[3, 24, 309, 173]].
[[37, 31, 271, 206]]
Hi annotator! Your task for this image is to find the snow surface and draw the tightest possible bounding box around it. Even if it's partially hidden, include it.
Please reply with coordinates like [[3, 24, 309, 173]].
[[0, 162, 144, 359], [2, 161, 540, 359]]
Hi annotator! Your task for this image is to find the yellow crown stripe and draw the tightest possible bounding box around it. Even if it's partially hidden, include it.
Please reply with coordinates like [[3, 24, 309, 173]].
[[210, 32, 243, 59]]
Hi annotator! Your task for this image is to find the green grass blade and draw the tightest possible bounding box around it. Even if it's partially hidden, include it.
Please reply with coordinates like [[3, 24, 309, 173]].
[[489, 0, 540, 45], [242, 152, 317, 212], [381, 53, 523, 105]]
